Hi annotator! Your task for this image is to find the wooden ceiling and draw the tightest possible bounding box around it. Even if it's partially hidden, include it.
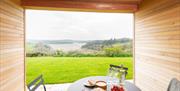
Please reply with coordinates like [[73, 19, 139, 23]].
[[21, 0, 143, 12]]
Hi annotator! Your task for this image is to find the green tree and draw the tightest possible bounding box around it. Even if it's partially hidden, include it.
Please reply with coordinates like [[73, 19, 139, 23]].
[[55, 50, 65, 57], [33, 42, 54, 56], [104, 45, 123, 57]]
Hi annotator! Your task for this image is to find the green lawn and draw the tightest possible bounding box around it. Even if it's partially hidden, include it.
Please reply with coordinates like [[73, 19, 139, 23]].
[[26, 57, 133, 84]]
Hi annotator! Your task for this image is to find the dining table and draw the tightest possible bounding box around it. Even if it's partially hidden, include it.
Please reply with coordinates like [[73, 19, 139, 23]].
[[67, 76, 141, 91]]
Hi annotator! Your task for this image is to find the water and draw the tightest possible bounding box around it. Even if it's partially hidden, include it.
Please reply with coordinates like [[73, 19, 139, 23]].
[[48, 43, 86, 52]]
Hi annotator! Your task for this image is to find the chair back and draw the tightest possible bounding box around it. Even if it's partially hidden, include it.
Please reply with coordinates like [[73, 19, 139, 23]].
[[27, 74, 46, 91], [108, 64, 128, 77], [167, 78, 180, 91]]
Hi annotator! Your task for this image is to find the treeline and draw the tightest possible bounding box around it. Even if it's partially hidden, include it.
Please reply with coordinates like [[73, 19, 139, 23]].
[[81, 38, 132, 51], [53, 49, 132, 57], [26, 38, 132, 57], [27, 50, 132, 57], [26, 42, 54, 57]]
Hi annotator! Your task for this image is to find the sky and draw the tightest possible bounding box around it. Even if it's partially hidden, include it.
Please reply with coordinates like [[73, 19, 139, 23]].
[[26, 10, 133, 40]]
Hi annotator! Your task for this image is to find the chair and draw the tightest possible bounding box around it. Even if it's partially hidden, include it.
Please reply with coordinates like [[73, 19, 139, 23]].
[[27, 74, 46, 91], [107, 64, 128, 83], [108, 64, 128, 77], [167, 78, 180, 91]]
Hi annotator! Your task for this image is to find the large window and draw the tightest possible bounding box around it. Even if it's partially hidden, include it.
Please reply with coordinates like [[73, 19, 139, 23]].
[[26, 10, 134, 84]]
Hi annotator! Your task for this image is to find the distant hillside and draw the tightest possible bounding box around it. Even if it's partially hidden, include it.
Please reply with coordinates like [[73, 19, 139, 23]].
[[81, 38, 132, 52], [27, 39, 88, 44]]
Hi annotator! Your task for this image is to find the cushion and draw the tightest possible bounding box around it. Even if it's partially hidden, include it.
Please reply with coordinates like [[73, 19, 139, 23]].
[[168, 78, 180, 91]]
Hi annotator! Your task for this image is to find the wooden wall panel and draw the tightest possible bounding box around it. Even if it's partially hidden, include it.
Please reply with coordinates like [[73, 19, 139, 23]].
[[135, 0, 180, 91], [0, 0, 25, 91], [21, 0, 142, 13]]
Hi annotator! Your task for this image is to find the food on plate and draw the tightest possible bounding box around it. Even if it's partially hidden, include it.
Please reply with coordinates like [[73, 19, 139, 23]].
[[88, 80, 96, 86], [111, 85, 125, 91], [96, 81, 107, 87], [93, 87, 106, 91], [84, 80, 96, 87], [96, 81, 107, 89]]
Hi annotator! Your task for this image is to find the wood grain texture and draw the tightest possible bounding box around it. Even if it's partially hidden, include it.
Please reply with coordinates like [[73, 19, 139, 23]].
[[21, 0, 141, 12], [134, 0, 180, 91], [24, 0, 142, 4], [0, 0, 25, 91]]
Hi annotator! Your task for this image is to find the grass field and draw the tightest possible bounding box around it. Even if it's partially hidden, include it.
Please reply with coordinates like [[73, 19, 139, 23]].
[[26, 57, 133, 84]]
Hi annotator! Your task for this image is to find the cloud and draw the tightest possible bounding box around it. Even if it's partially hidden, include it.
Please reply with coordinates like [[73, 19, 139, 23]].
[[26, 10, 133, 40]]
